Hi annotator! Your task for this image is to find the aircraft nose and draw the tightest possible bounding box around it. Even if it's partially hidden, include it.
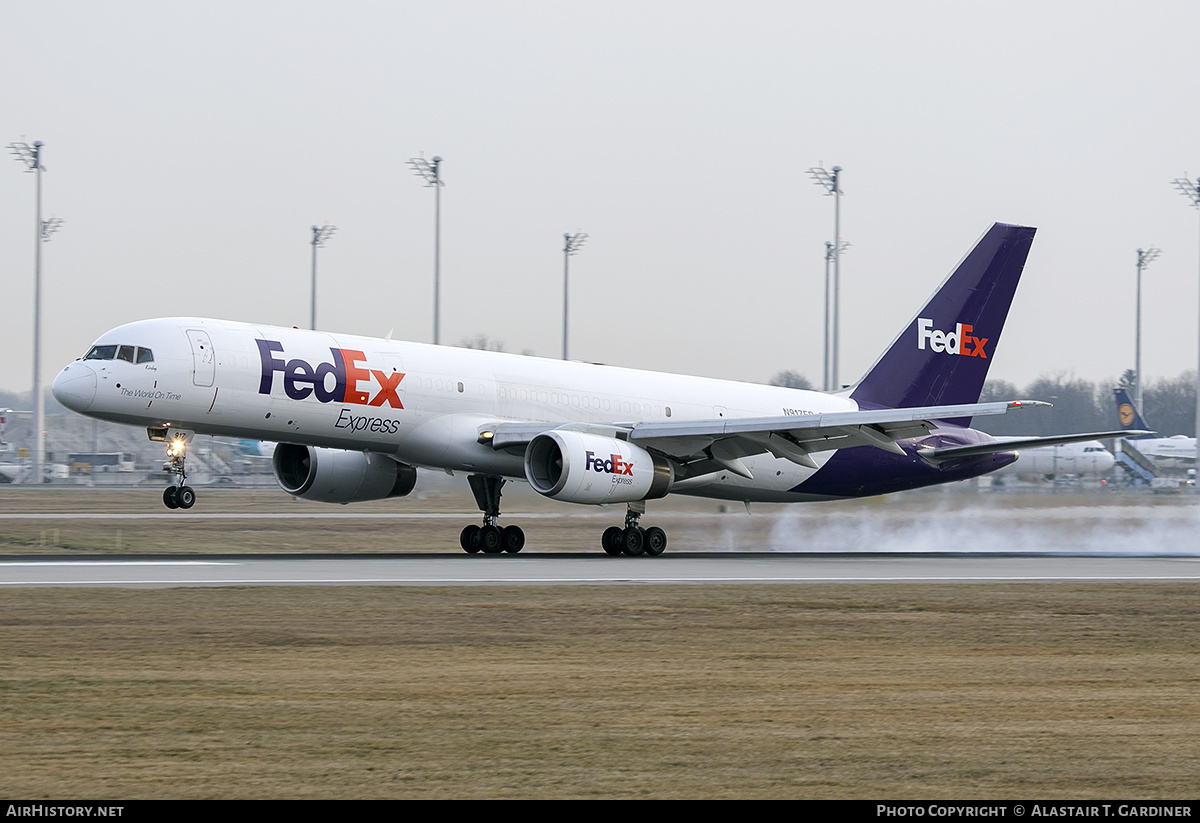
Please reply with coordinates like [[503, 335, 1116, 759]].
[[52, 363, 97, 412]]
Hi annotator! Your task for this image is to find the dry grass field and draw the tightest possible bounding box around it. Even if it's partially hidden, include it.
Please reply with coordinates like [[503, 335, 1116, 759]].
[[2, 487, 1199, 798], [3, 584, 1199, 799]]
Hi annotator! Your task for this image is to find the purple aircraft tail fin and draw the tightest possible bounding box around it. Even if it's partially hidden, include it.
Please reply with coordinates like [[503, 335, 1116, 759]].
[[849, 223, 1036, 425]]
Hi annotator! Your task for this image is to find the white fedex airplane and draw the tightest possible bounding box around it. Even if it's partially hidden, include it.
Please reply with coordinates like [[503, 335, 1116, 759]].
[[52, 223, 1138, 555]]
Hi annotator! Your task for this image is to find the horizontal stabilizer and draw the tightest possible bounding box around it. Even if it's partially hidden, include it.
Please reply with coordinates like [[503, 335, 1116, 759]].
[[918, 430, 1150, 465]]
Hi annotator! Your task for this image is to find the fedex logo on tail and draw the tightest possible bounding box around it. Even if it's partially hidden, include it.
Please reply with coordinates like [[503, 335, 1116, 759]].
[[256, 340, 404, 408], [916, 318, 989, 358]]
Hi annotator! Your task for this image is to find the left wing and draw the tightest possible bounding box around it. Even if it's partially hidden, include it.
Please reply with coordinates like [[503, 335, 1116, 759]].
[[482, 400, 1050, 479]]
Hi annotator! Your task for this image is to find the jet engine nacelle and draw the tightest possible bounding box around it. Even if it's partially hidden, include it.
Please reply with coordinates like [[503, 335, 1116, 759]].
[[524, 430, 673, 505], [272, 443, 417, 504]]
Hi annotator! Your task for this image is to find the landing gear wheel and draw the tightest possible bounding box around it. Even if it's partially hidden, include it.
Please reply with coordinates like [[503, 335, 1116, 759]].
[[460, 524, 481, 554], [163, 487, 179, 509], [602, 526, 624, 556], [465, 475, 520, 555], [480, 524, 504, 554], [622, 526, 645, 556], [643, 526, 667, 556], [502, 525, 525, 554], [176, 486, 196, 510]]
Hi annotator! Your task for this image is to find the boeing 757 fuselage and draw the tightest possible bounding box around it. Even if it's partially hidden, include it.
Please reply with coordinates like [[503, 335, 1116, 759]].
[[52, 223, 1138, 555]]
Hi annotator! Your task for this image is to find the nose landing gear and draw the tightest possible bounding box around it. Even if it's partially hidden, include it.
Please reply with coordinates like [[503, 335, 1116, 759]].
[[160, 431, 196, 510]]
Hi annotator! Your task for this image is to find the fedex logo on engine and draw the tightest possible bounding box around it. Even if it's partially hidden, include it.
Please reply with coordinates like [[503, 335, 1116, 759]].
[[256, 340, 404, 408], [916, 318, 989, 358], [585, 451, 634, 476]]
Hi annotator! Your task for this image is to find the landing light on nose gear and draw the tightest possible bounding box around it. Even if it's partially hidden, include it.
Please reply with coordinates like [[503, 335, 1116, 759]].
[[154, 428, 196, 510]]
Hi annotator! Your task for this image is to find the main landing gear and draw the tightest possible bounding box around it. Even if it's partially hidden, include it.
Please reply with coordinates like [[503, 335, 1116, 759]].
[[600, 502, 667, 557], [460, 474, 525, 554], [454, 476, 667, 556], [160, 434, 196, 511]]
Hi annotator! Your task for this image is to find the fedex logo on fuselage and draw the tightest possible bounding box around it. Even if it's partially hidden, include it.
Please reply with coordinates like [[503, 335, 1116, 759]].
[[916, 318, 989, 358], [256, 340, 404, 408], [585, 451, 634, 476]]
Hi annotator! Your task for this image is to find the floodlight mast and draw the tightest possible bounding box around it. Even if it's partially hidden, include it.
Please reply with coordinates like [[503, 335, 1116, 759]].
[[562, 232, 588, 360], [809, 164, 843, 389], [8, 139, 48, 484], [1134, 246, 1161, 413], [309, 223, 337, 331], [822, 239, 850, 391], [1172, 174, 1200, 483], [409, 155, 444, 344]]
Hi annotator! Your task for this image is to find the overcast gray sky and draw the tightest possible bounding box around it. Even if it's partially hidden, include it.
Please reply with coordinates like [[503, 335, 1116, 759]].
[[3, 0, 1200, 397]]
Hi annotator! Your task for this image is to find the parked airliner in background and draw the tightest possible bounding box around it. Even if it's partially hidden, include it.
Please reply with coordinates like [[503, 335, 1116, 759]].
[[991, 438, 1114, 480], [53, 223, 1140, 555], [0, 409, 20, 484], [1113, 387, 1197, 466]]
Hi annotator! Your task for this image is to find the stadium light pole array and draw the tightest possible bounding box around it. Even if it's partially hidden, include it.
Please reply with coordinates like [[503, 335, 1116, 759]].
[[1134, 246, 1161, 414], [310, 223, 337, 331], [562, 232, 587, 360], [8, 139, 47, 483], [409, 155, 444, 344], [1172, 174, 1200, 482], [809, 164, 843, 388], [822, 239, 850, 392]]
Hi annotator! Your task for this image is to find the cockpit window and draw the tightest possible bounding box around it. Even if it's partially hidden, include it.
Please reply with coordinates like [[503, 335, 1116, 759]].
[[83, 344, 153, 363], [85, 345, 118, 360]]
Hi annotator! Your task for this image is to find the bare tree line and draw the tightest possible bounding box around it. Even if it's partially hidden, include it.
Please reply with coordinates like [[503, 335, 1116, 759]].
[[769, 370, 1197, 438]]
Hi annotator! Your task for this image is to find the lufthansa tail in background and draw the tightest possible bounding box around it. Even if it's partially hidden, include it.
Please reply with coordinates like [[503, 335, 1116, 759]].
[[1113, 387, 1197, 466], [52, 223, 1139, 555]]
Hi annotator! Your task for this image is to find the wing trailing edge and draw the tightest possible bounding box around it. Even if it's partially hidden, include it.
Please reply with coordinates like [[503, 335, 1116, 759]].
[[482, 399, 1053, 467]]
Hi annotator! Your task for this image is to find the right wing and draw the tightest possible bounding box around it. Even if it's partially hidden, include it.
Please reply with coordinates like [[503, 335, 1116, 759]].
[[482, 400, 1051, 479]]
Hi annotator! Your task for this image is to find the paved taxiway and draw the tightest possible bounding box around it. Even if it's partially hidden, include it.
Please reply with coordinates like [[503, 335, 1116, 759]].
[[3, 553, 1199, 588]]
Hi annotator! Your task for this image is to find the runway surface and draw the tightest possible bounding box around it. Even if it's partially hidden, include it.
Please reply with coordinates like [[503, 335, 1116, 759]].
[[3, 553, 1200, 588]]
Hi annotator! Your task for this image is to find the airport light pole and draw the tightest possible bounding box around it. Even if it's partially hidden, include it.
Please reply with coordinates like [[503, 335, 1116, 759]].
[[1134, 246, 1160, 413], [822, 239, 850, 391], [562, 232, 587, 360], [310, 223, 337, 331], [1173, 174, 1200, 483], [409, 155, 444, 345], [9, 139, 47, 483], [809, 165, 843, 388]]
